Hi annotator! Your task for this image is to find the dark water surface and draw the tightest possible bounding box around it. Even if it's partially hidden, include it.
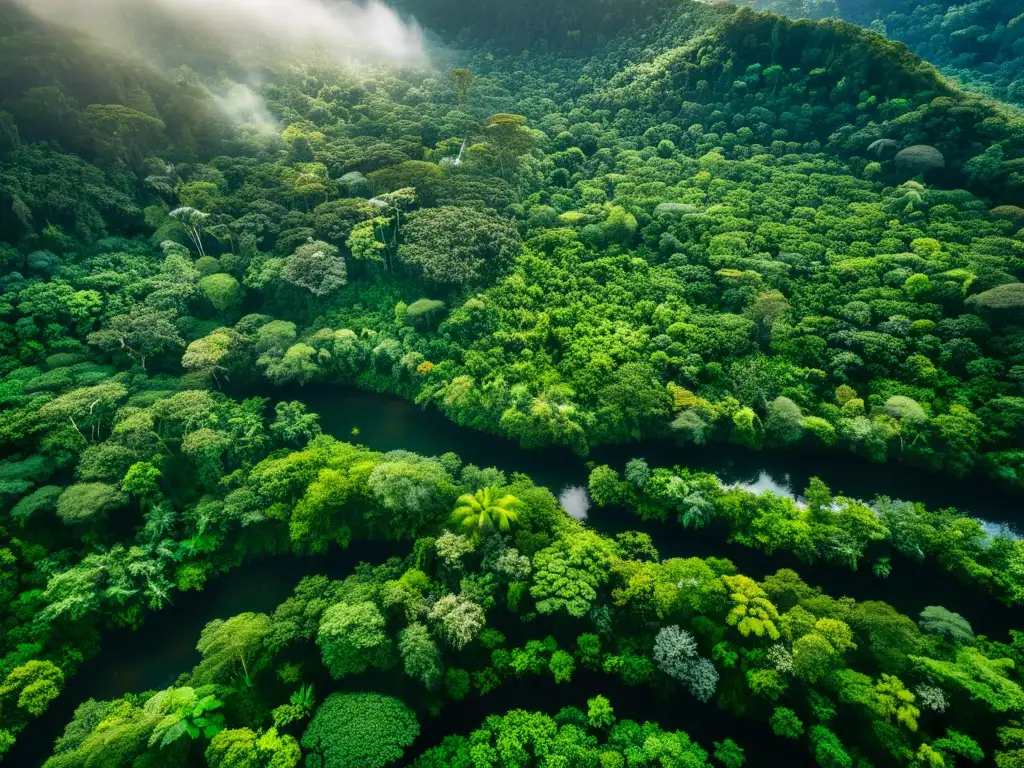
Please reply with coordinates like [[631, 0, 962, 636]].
[[297, 387, 1022, 532], [14, 386, 1024, 766]]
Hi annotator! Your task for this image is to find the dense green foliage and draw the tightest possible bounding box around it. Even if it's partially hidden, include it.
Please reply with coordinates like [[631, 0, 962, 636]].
[[413, 702, 720, 766], [590, 459, 1024, 604], [302, 693, 419, 768], [18, 3, 1024, 486], [393, 0, 687, 49], [744, 0, 1024, 106], [30, 446, 1024, 767], [2, 0, 1024, 764], [2, 1, 1024, 485]]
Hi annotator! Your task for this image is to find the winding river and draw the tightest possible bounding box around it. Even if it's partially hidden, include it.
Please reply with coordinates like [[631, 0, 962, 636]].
[[11, 387, 1024, 766]]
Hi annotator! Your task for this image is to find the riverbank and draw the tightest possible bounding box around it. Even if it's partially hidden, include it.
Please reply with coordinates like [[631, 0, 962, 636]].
[[14, 386, 1022, 765]]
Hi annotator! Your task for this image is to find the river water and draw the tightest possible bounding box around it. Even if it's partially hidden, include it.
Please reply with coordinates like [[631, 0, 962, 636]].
[[12, 386, 1024, 766], [297, 387, 1022, 532]]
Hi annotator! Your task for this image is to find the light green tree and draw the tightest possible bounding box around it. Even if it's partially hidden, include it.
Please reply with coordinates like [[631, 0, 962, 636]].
[[452, 487, 521, 533], [587, 695, 615, 729], [194, 613, 272, 686], [205, 726, 301, 768], [485, 113, 534, 178], [0, 660, 64, 717], [199, 274, 242, 313], [874, 674, 920, 731], [318, 601, 391, 679]]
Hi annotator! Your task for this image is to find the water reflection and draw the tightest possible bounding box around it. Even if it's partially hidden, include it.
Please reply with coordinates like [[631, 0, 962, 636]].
[[720, 470, 799, 503], [270, 386, 1024, 530], [979, 520, 1021, 541], [722, 470, 1021, 538], [559, 485, 590, 520]]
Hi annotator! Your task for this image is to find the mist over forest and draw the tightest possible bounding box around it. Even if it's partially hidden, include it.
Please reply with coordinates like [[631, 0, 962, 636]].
[[14, 0, 427, 66]]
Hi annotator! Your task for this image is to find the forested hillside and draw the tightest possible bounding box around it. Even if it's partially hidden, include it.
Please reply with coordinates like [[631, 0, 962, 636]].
[[4, 1, 1024, 481], [2, 0, 1024, 764], [742, 0, 1024, 106]]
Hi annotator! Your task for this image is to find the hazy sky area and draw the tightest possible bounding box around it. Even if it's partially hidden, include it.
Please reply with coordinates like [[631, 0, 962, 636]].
[[13, 0, 428, 68]]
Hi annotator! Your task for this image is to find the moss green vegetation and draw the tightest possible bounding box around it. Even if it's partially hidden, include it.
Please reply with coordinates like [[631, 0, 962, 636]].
[[1, 0, 1024, 764]]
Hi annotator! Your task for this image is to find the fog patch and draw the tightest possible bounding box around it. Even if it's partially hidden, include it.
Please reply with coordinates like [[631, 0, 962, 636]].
[[559, 486, 591, 521], [211, 82, 278, 132], [14, 0, 427, 70]]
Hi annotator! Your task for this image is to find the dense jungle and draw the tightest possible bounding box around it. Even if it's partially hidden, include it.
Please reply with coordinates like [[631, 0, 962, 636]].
[[2, 0, 1024, 765]]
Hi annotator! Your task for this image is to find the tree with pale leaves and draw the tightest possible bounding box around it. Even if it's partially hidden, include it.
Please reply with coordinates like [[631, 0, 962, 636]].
[[282, 240, 347, 297], [428, 593, 485, 649], [653, 625, 719, 702], [169, 207, 210, 256], [193, 613, 271, 686]]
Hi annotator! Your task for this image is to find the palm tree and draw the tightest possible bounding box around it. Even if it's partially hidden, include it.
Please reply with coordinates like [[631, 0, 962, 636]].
[[452, 487, 521, 533]]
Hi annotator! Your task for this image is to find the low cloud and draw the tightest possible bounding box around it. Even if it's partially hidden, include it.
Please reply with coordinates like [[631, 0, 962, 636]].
[[14, 0, 427, 70], [211, 83, 278, 131]]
